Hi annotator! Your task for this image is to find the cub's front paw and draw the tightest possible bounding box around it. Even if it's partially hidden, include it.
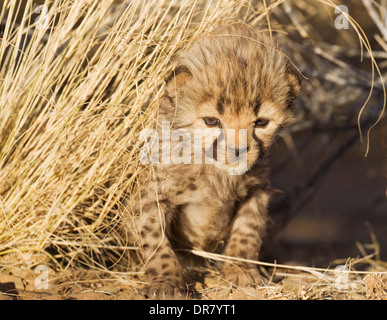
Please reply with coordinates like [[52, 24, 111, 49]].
[[141, 278, 186, 298], [221, 263, 263, 288]]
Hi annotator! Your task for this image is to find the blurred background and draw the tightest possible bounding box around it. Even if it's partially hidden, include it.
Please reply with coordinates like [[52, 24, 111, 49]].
[[264, 1, 387, 268]]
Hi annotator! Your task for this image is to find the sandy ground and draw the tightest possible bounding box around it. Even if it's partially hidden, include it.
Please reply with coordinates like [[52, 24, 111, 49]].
[[1, 264, 386, 300]]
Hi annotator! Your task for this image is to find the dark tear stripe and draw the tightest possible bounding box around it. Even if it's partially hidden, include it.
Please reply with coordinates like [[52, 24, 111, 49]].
[[212, 138, 218, 161], [252, 129, 265, 161]]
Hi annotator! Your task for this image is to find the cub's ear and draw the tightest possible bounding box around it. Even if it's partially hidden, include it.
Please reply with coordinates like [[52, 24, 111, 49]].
[[283, 64, 301, 114], [165, 64, 192, 89], [286, 64, 301, 98]]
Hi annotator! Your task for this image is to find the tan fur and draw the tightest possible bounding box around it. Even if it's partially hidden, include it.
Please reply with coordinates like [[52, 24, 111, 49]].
[[123, 23, 300, 297]]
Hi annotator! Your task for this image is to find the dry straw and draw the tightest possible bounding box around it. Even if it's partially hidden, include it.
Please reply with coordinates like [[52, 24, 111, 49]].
[[0, 0, 386, 296]]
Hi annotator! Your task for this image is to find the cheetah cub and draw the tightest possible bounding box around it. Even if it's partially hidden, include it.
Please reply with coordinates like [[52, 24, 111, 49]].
[[126, 24, 300, 297]]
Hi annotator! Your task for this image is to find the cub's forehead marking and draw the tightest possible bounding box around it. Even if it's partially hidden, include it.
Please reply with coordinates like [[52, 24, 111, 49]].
[[217, 93, 225, 115], [252, 95, 261, 115], [199, 102, 221, 117]]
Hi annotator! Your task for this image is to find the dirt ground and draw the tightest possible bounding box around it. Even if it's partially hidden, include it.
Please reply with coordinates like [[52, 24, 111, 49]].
[[1, 267, 386, 300]]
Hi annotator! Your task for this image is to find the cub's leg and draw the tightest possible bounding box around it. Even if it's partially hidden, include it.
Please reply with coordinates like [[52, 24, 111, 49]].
[[221, 190, 269, 287], [138, 199, 185, 297]]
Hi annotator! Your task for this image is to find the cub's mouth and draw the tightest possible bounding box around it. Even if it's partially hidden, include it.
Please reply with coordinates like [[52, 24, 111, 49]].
[[212, 160, 249, 176], [203, 143, 250, 175]]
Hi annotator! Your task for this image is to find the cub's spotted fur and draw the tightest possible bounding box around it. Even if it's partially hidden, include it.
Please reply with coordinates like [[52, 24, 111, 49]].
[[123, 24, 300, 297]]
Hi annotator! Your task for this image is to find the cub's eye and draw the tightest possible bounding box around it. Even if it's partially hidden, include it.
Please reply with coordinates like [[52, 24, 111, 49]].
[[254, 118, 270, 128], [203, 117, 221, 127]]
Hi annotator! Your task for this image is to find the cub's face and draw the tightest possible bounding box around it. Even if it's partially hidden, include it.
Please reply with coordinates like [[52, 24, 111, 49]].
[[160, 24, 300, 173], [191, 100, 292, 172]]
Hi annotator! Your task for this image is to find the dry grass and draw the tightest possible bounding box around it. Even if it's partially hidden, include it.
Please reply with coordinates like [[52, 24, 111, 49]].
[[0, 0, 386, 299]]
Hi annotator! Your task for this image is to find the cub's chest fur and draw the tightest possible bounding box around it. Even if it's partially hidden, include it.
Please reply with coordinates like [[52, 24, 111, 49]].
[[170, 199, 233, 252], [160, 166, 268, 252], [161, 164, 266, 202]]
